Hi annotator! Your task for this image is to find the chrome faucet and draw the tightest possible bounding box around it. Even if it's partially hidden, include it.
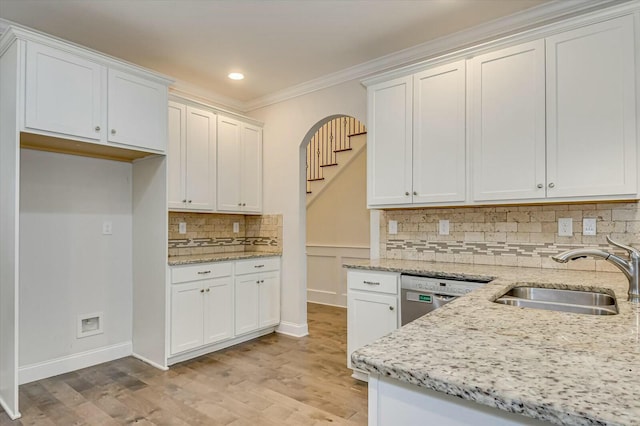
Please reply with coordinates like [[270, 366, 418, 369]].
[[552, 236, 640, 303]]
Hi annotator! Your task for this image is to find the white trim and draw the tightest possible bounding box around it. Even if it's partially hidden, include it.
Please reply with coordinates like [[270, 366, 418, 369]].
[[243, 0, 628, 111], [0, 19, 9, 36], [131, 352, 169, 371], [18, 342, 132, 384], [276, 321, 309, 338], [168, 91, 263, 127], [370, 210, 381, 260], [0, 396, 21, 420], [170, 81, 246, 114]]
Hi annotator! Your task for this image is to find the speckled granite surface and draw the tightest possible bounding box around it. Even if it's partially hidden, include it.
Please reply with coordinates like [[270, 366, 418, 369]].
[[346, 259, 640, 425], [168, 251, 281, 265]]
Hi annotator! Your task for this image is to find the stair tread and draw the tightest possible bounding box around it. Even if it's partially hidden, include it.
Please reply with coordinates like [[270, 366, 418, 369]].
[[334, 148, 352, 153], [320, 163, 338, 167], [348, 131, 367, 137], [307, 177, 325, 182]]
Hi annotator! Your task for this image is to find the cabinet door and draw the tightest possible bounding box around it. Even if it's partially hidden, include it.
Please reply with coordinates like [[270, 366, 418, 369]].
[[347, 291, 397, 368], [241, 124, 263, 213], [25, 41, 105, 141], [203, 277, 233, 345], [170, 282, 204, 355], [107, 69, 167, 152], [413, 60, 466, 203], [258, 272, 280, 328], [470, 40, 546, 201], [367, 76, 413, 206], [235, 275, 260, 335], [167, 102, 187, 209], [546, 16, 637, 198], [217, 116, 242, 212], [185, 106, 216, 210]]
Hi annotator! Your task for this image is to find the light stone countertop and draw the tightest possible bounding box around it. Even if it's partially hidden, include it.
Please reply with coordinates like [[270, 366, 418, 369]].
[[345, 259, 640, 426], [168, 251, 281, 266]]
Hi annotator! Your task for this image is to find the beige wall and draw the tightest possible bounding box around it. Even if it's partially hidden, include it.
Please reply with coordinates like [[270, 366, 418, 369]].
[[306, 148, 369, 247]]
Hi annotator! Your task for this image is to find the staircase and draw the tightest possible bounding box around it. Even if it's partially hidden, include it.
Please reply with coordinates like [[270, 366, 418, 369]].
[[306, 116, 366, 206]]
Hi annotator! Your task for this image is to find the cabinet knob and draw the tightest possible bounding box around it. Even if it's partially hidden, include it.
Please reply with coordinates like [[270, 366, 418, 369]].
[[200, 289, 205, 293], [206, 288, 210, 292], [256, 280, 260, 284], [413, 191, 417, 196], [188, 200, 192, 203], [389, 306, 394, 311], [537, 184, 543, 189], [548, 182, 555, 188], [238, 203, 242, 206], [182, 199, 187, 203], [95, 126, 101, 132], [111, 129, 116, 135], [405, 192, 410, 196], [242, 203, 246, 206], [261, 280, 264, 283]]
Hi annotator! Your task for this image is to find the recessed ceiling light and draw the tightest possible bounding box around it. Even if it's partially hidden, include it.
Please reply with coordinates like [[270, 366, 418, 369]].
[[228, 72, 244, 80]]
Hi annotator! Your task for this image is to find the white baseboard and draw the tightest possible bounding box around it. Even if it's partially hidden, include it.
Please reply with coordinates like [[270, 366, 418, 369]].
[[0, 396, 21, 420], [19, 342, 132, 384], [132, 352, 168, 371], [276, 321, 309, 337]]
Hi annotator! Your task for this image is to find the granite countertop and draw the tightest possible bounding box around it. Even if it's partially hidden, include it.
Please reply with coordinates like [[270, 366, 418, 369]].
[[345, 259, 640, 425], [168, 251, 281, 266]]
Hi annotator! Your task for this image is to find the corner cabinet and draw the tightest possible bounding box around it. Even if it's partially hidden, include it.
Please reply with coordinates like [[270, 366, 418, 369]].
[[23, 39, 170, 153], [217, 115, 263, 213], [347, 269, 399, 380], [367, 61, 466, 207], [167, 101, 217, 211], [168, 256, 280, 364]]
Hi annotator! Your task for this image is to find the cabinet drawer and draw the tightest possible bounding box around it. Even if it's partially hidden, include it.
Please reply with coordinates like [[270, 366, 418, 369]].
[[348, 270, 398, 294], [171, 262, 232, 284], [235, 257, 280, 275]]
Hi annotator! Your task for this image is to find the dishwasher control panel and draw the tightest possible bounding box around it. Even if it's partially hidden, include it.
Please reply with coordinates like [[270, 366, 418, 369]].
[[400, 274, 489, 297]]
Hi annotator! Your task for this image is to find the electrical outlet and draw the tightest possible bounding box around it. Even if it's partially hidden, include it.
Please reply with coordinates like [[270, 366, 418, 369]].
[[179, 222, 187, 234], [583, 218, 597, 236], [102, 221, 112, 235], [558, 218, 573, 237], [439, 220, 450, 236], [388, 220, 398, 235], [233, 222, 240, 233]]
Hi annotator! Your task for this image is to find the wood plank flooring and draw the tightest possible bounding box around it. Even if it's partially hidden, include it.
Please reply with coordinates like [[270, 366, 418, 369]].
[[0, 303, 367, 425]]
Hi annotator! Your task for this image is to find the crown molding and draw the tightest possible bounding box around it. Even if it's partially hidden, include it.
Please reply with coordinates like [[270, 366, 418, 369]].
[[0, 19, 10, 35], [170, 80, 246, 113], [168, 90, 264, 127], [242, 0, 629, 112]]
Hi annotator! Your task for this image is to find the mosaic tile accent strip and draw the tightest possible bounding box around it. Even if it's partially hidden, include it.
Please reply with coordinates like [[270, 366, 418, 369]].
[[168, 236, 279, 249]]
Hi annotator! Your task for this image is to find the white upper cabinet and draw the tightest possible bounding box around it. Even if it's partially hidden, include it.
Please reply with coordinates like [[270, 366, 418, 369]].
[[413, 60, 466, 203], [367, 76, 413, 206], [24, 41, 105, 141], [107, 69, 167, 152], [168, 101, 216, 211], [217, 115, 263, 213], [21, 38, 171, 153], [546, 15, 637, 198], [470, 40, 546, 202]]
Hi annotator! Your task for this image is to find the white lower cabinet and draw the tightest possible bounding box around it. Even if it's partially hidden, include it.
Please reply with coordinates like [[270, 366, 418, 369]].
[[169, 257, 280, 360], [347, 270, 399, 377]]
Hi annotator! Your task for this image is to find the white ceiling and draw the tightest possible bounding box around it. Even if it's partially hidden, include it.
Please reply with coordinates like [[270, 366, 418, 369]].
[[1, 0, 560, 107]]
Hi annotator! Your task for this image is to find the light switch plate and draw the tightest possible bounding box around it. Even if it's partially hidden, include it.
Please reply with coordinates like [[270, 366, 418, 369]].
[[179, 222, 187, 234], [439, 220, 450, 236], [558, 218, 573, 237], [102, 221, 112, 235], [583, 218, 597, 236], [233, 222, 240, 233], [388, 220, 398, 235]]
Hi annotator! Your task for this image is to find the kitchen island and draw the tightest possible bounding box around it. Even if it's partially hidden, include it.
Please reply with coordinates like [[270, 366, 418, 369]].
[[346, 259, 640, 425]]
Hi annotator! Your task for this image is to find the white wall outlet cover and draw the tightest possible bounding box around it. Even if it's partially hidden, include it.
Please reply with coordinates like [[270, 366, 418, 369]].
[[233, 222, 240, 233], [388, 220, 398, 235], [179, 222, 187, 234], [439, 219, 450, 236], [102, 221, 112, 235], [558, 218, 573, 237], [583, 218, 597, 236], [77, 312, 103, 338]]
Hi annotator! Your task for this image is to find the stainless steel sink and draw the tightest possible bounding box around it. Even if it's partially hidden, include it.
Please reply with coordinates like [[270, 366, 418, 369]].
[[494, 286, 618, 316]]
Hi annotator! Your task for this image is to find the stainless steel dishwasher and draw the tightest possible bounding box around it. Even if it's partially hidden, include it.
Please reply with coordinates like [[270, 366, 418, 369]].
[[400, 274, 491, 325]]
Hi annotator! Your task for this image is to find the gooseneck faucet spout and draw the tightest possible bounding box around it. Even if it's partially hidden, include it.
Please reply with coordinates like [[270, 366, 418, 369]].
[[552, 236, 640, 303]]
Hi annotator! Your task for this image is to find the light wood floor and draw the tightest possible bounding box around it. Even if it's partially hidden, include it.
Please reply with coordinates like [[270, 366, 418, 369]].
[[0, 303, 367, 425]]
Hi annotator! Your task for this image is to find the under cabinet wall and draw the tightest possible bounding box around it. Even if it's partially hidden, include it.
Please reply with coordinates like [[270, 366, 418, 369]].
[[18, 149, 133, 380]]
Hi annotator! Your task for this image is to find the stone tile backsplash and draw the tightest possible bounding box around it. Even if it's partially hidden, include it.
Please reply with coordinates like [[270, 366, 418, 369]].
[[380, 202, 640, 272], [168, 212, 282, 257]]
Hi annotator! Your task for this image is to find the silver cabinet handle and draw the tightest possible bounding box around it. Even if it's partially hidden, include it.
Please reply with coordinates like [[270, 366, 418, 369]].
[[254, 265, 264, 269], [197, 270, 211, 275], [111, 129, 116, 135], [537, 184, 543, 189], [95, 126, 101, 132], [389, 306, 394, 311], [548, 182, 555, 188], [363, 280, 380, 286]]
